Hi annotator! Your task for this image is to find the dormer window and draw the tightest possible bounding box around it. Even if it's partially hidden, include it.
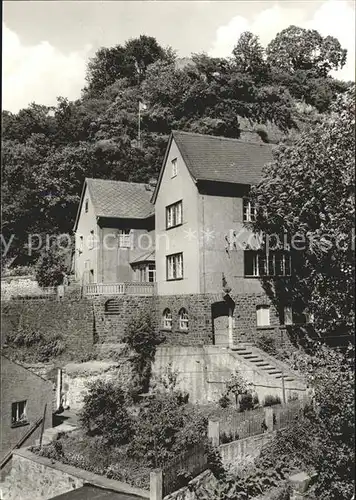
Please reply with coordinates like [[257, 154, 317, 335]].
[[171, 158, 178, 178], [85, 199, 89, 213]]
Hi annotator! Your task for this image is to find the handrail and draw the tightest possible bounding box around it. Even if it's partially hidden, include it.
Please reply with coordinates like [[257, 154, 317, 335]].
[[0, 415, 44, 469]]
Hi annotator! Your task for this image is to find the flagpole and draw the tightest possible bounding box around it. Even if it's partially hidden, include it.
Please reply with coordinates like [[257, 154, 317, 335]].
[[138, 103, 141, 148]]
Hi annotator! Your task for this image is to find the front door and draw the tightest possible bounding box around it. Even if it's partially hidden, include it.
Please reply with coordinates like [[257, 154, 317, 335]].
[[213, 315, 230, 347]]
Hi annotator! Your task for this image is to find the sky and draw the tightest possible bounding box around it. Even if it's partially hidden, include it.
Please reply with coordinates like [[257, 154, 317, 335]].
[[3, 0, 355, 113]]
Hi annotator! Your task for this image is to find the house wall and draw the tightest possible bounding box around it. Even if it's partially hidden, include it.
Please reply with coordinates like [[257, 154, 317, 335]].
[[198, 190, 265, 295], [155, 139, 201, 295], [74, 185, 99, 284], [0, 356, 53, 461], [99, 227, 155, 283]]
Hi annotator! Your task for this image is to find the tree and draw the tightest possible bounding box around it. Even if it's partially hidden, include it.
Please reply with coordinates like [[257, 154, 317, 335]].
[[79, 380, 133, 445], [35, 239, 71, 287], [232, 31, 267, 79], [249, 86, 355, 339], [267, 26, 347, 77]]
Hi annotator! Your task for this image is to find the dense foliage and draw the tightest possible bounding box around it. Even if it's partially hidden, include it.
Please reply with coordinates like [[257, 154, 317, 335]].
[[1, 27, 350, 265], [79, 380, 133, 445], [127, 390, 207, 467], [123, 312, 164, 396], [249, 87, 355, 339]]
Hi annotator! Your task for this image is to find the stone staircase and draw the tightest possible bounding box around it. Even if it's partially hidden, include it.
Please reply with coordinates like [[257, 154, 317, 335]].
[[229, 342, 307, 394]]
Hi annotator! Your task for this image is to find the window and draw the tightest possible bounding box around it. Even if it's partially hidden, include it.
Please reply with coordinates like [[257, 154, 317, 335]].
[[244, 251, 291, 277], [79, 236, 84, 254], [89, 230, 95, 250], [167, 253, 183, 280], [163, 309, 172, 330], [148, 264, 156, 283], [118, 229, 132, 248], [85, 199, 89, 213], [256, 306, 270, 327], [12, 400, 27, 426], [171, 158, 178, 177], [179, 308, 189, 331], [166, 201, 183, 229], [283, 306, 293, 325], [243, 199, 257, 222], [133, 263, 156, 283]]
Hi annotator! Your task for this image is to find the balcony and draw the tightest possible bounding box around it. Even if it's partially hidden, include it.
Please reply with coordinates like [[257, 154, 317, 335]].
[[83, 282, 156, 297]]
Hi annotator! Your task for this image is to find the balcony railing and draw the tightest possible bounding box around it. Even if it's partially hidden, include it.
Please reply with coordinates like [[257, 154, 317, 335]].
[[83, 282, 156, 297]]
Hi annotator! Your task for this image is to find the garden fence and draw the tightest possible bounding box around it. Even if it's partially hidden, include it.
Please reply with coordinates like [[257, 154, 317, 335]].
[[162, 442, 208, 497], [218, 397, 310, 442]]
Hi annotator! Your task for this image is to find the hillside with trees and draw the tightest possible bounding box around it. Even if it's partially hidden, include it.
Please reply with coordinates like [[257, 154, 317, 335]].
[[1, 27, 352, 265]]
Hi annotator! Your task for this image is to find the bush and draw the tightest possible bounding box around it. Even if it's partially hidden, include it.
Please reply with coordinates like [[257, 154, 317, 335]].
[[239, 393, 255, 412], [263, 395, 282, 407], [218, 393, 231, 408], [127, 391, 207, 467], [36, 242, 70, 287], [123, 312, 164, 394], [79, 380, 133, 445]]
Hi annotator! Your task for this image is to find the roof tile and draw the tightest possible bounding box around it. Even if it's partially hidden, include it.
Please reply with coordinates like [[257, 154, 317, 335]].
[[86, 179, 154, 219], [172, 130, 274, 185]]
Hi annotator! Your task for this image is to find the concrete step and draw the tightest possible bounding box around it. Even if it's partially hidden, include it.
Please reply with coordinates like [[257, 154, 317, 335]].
[[243, 355, 260, 360], [255, 362, 270, 367], [267, 370, 282, 375]]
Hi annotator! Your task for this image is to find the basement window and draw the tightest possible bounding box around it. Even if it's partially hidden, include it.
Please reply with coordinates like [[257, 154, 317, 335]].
[[11, 400, 28, 427]]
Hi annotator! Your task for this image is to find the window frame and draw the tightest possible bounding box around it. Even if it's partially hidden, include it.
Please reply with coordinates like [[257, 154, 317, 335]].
[[243, 199, 257, 223], [118, 229, 133, 248], [162, 308, 172, 330], [244, 250, 291, 278], [166, 252, 184, 281], [179, 308, 189, 331], [171, 158, 178, 178], [166, 200, 183, 230], [11, 400, 28, 428]]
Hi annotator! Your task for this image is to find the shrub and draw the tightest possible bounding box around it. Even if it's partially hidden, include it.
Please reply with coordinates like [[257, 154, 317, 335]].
[[263, 395, 282, 407], [79, 380, 133, 445], [239, 393, 255, 412], [37, 336, 66, 362], [36, 242, 70, 287], [218, 393, 231, 408], [127, 391, 206, 467], [123, 312, 164, 394], [256, 335, 278, 356]]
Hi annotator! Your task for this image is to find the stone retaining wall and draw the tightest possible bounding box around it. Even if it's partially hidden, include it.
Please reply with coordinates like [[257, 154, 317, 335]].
[[219, 432, 276, 473]]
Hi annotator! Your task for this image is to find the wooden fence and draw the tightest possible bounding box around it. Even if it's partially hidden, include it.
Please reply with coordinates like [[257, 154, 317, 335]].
[[218, 397, 309, 443], [162, 443, 208, 497]]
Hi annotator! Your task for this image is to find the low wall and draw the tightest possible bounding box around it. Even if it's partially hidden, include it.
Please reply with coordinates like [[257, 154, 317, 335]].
[[163, 470, 218, 500], [0, 448, 150, 500], [163, 432, 278, 500], [219, 432, 276, 473]]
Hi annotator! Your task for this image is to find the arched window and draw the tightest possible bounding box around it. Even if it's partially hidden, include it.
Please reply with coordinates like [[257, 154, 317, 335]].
[[179, 308, 189, 331], [163, 309, 172, 330]]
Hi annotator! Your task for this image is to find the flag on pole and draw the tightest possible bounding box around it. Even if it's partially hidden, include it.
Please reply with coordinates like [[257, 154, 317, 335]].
[[139, 101, 147, 112]]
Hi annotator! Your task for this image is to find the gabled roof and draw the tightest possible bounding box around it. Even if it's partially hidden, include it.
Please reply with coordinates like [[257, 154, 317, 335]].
[[130, 250, 155, 264], [152, 130, 274, 203], [74, 179, 154, 231]]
